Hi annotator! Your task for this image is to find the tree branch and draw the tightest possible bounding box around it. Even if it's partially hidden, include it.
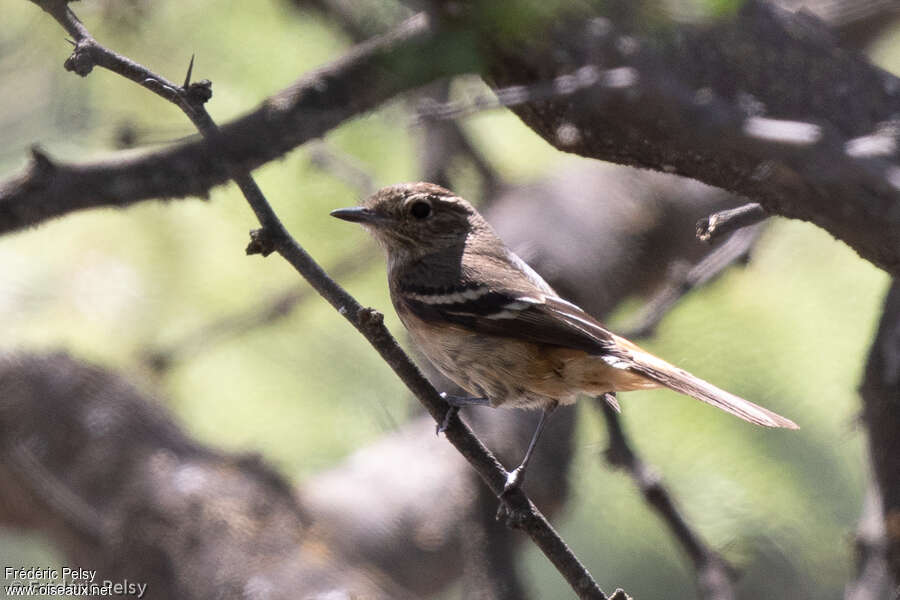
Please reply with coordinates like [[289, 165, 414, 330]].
[[860, 279, 900, 584], [15, 0, 900, 279], [596, 399, 738, 600], [696, 203, 768, 243], [3, 6, 471, 235], [29, 3, 610, 597], [463, 0, 900, 274]]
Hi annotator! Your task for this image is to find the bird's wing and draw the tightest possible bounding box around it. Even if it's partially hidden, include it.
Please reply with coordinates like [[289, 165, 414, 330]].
[[396, 280, 617, 354]]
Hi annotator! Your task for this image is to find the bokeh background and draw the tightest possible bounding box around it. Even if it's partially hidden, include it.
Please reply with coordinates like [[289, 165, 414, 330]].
[[1, 1, 897, 598]]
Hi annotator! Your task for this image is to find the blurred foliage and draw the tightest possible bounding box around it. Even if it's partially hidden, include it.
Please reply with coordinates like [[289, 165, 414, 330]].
[[1, 1, 896, 598]]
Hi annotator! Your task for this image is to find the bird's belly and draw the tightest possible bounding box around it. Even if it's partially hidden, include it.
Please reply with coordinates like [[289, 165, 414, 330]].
[[400, 314, 582, 410]]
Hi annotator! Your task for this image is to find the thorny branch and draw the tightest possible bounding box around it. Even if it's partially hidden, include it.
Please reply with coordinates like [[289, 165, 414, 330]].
[[28, 1, 613, 598]]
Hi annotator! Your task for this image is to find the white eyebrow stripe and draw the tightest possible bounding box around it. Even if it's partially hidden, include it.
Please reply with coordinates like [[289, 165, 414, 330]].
[[406, 286, 492, 304]]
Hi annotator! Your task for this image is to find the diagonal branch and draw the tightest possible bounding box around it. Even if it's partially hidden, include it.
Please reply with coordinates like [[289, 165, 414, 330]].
[[596, 399, 737, 600], [29, 2, 612, 598]]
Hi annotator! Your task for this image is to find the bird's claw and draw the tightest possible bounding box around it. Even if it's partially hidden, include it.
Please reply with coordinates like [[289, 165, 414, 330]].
[[502, 466, 525, 496], [436, 405, 459, 435], [494, 466, 529, 525]]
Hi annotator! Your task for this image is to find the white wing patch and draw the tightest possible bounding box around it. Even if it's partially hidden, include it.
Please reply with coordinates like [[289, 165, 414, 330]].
[[601, 355, 632, 370], [485, 297, 543, 319], [406, 286, 492, 305]]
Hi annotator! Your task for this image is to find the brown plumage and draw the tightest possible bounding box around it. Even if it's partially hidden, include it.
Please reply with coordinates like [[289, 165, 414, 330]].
[[331, 182, 797, 491]]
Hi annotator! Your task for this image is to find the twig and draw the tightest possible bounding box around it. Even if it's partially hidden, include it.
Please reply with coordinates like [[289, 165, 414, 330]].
[[596, 398, 737, 600], [32, 3, 611, 598], [696, 203, 767, 243], [142, 246, 375, 372], [621, 223, 765, 339]]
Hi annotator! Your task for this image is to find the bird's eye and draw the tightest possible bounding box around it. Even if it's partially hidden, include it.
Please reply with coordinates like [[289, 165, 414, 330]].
[[410, 201, 432, 219]]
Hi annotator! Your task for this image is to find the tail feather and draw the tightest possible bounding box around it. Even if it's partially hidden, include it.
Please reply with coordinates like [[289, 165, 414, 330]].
[[611, 335, 798, 429]]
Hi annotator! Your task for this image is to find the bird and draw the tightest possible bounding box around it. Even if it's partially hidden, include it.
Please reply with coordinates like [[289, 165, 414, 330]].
[[331, 182, 798, 495]]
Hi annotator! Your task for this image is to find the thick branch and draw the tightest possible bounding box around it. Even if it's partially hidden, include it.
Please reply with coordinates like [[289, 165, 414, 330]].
[[14, 0, 900, 277], [465, 0, 900, 274]]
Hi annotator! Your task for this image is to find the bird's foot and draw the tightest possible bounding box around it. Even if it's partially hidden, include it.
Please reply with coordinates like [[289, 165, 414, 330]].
[[436, 405, 459, 435], [494, 466, 529, 526], [502, 465, 525, 496], [435, 393, 489, 435]]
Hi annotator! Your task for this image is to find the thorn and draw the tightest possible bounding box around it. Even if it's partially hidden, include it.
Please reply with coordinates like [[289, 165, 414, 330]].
[[185, 79, 213, 105], [65, 38, 76, 47], [183, 53, 195, 89], [246, 228, 276, 256], [29, 146, 56, 175]]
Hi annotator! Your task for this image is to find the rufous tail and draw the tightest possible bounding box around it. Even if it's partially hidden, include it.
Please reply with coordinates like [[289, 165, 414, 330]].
[[612, 335, 798, 429]]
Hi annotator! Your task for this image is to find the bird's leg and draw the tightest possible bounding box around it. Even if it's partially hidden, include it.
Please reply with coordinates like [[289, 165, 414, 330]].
[[502, 401, 559, 495], [437, 392, 491, 434]]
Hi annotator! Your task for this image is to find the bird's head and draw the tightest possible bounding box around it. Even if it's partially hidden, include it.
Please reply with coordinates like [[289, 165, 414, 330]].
[[331, 182, 489, 262]]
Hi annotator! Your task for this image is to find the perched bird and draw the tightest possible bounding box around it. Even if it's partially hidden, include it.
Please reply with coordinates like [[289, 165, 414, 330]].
[[331, 182, 797, 493]]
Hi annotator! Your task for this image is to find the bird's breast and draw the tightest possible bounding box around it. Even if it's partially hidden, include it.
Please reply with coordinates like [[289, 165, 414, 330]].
[[392, 295, 582, 410]]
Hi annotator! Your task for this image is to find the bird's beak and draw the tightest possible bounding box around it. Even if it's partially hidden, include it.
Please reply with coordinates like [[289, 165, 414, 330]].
[[330, 206, 384, 225]]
